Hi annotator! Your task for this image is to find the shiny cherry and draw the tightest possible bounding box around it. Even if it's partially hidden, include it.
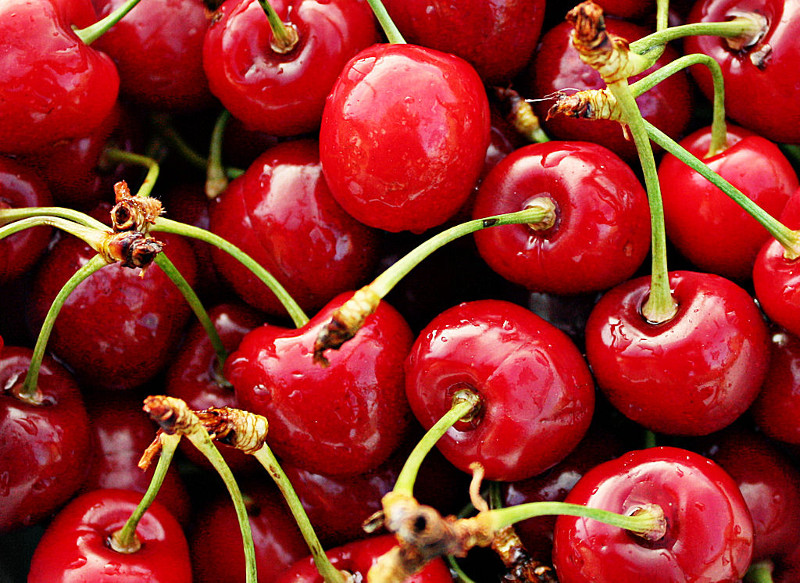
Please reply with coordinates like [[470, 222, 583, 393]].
[[28, 488, 191, 583], [405, 299, 595, 482], [319, 43, 491, 233], [472, 140, 650, 295], [225, 292, 414, 476], [552, 446, 754, 583], [585, 270, 770, 435]]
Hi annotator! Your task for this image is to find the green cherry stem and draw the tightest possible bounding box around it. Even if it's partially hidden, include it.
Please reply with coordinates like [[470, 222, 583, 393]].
[[152, 217, 309, 327], [0, 206, 107, 231], [109, 432, 181, 553], [366, 0, 406, 44], [745, 561, 775, 583], [656, 0, 669, 32], [104, 148, 160, 198], [446, 556, 478, 583], [207, 110, 231, 199], [257, 0, 299, 53], [0, 216, 108, 246], [252, 445, 349, 583], [644, 120, 800, 259], [72, 0, 142, 45]]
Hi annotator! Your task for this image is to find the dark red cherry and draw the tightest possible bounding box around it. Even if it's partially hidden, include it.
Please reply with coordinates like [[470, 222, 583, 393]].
[[0, 0, 119, 155], [585, 271, 770, 435], [0, 346, 92, 534], [225, 292, 414, 476], [209, 139, 380, 316], [552, 447, 754, 583], [28, 488, 191, 583], [319, 43, 491, 233], [203, 0, 377, 136], [472, 140, 650, 295], [685, 0, 800, 144], [405, 299, 595, 482], [659, 125, 798, 281]]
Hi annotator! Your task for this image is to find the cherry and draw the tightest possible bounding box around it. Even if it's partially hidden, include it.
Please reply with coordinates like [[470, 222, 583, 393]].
[[0, 346, 92, 534], [380, 0, 546, 84], [585, 270, 770, 435], [225, 292, 414, 476], [658, 124, 798, 281], [405, 299, 595, 482], [472, 140, 651, 295], [685, 0, 800, 144], [552, 446, 753, 582], [203, 0, 377, 136], [319, 42, 491, 233], [0, 0, 119, 155], [27, 488, 192, 583]]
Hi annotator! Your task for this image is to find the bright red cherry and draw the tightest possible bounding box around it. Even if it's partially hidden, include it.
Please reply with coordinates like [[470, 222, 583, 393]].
[[319, 43, 491, 233], [203, 0, 377, 136], [405, 299, 595, 482], [585, 271, 770, 435], [659, 125, 798, 281], [225, 292, 414, 476], [472, 140, 650, 295], [552, 447, 754, 583], [28, 488, 192, 583]]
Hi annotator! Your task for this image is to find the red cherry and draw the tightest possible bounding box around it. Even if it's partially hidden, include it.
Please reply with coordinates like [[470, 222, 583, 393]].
[[225, 292, 414, 476], [319, 43, 491, 233], [203, 0, 377, 136], [685, 0, 800, 144], [552, 446, 754, 583], [472, 140, 651, 295], [28, 488, 191, 583], [0, 0, 119, 155], [0, 346, 92, 534], [405, 299, 595, 482], [659, 125, 798, 281], [585, 270, 770, 435]]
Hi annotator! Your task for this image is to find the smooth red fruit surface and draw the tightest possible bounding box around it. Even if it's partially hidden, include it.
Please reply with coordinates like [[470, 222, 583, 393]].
[[381, 0, 546, 84], [28, 488, 191, 583], [405, 299, 595, 482], [552, 447, 753, 583], [685, 0, 800, 144], [525, 17, 692, 161], [319, 43, 491, 233], [225, 292, 414, 476], [275, 534, 452, 583], [203, 0, 377, 136], [28, 232, 198, 390], [585, 271, 770, 435], [0, 347, 91, 534], [473, 141, 650, 295], [209, 139, 379, 316], [659, 125, 797, 280], [0, 0, 119, 155], [0, 157, 53, 285]]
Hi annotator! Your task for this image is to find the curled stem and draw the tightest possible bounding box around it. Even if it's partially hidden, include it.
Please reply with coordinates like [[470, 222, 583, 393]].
[[104, 148, 160, 199]]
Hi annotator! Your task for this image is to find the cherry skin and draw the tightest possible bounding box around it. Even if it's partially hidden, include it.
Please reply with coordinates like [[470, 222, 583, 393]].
[[0, 346, 92, 534], [319, 43, 491, 233], [225, 292, 415, 476], [659, 124, 798, 281], [472, 140, 651, 295], [552, 446, 754, 583], [405, 299, 595, 482], [27, 488, 192, 583], [685, 0, 800, 144], [585, 270, 770, 435], [0, 0, 119, 155], [203, 0, 377, 136]]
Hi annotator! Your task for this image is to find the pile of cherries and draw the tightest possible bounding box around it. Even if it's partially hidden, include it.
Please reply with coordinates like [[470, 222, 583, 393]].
[[2, 0, 800, 581]]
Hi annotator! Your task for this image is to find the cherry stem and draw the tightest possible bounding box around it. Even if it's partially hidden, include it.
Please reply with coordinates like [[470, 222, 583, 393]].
[[104, 148, 160, 199], [446, 556, 478, 583], [394, 391, 482, 498], [745, 561, 775, 583], [366, 0, 406, 44], [72, 0, 142, 45], [257, 0, 300, 53], [206, 110, 231, 199], [252, 445, 350, 583], [152, 217, 309, 327], [656, 0, 669, 32], [781, 144, 800, 167], [644, 120, 800, 259], [0, 206, 107, 231], [644, 429, 657, 448], [20, 255, 107, 401], [109, 432, 181, 553]]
